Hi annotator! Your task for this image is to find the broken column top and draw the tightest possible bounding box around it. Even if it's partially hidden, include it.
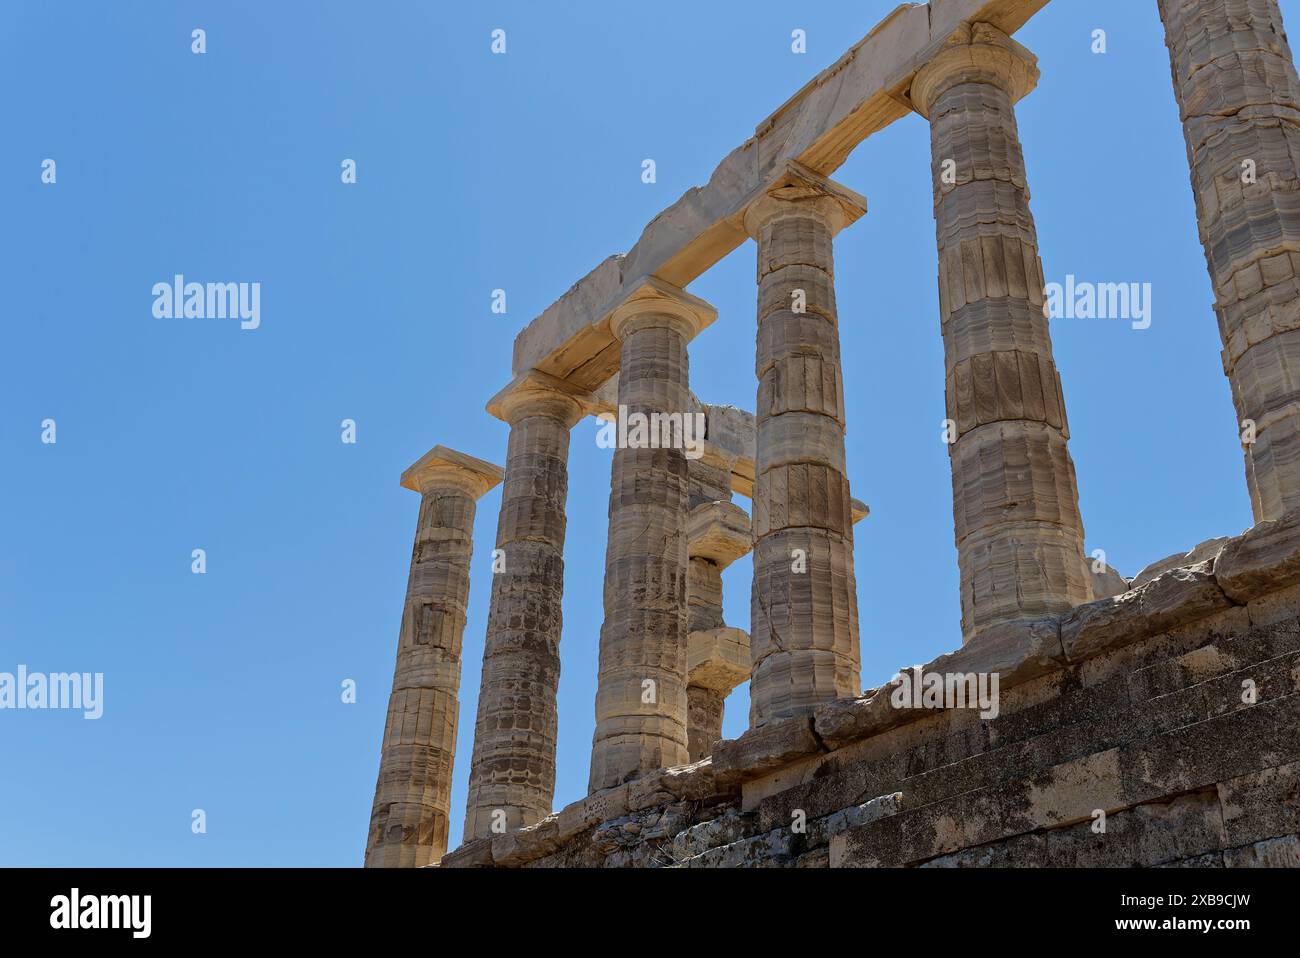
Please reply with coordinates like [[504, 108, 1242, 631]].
[[400, 445, 504, 499]]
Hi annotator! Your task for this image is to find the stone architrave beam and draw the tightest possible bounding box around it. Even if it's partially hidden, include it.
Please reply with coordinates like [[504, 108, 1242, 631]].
[[508, 1, 1052, 394]]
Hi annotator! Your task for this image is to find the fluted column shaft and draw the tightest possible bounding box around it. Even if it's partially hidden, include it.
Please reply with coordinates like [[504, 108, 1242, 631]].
[[366, 449, 500, 868], [463, 384, 582, 840], [744, 179, 863, 726], [684, 475, 752, 760], [912, 24, 1091, 643], [1160, 0, 1300, 520], [687, 686, 726, 761], [688, 557, 725, 633], [685, 554, 725, 761], [588, 284, 713, 791]]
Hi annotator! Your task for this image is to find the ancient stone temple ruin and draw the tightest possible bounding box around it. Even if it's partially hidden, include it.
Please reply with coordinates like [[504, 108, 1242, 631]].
[[365, 0, 1300, 868]]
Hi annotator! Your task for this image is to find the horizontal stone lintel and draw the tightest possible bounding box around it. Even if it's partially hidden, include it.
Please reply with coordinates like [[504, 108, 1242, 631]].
[[508, 0, 1052, 390]]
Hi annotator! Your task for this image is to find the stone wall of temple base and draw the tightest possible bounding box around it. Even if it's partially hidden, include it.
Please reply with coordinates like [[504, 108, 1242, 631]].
[[441, 511, 1300, 868]]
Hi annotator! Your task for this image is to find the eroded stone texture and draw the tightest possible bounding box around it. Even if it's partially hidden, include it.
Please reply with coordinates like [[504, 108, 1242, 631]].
[[1160, 0, 1300, 521], [365, 447, 502, 867], [911, 23, 1091, 643], [1133, 535, 1232, 589], [462, 373, 589, 841], [685, 498, 753, 761], [442, 507, 1300, 870], [687, 627, 751, 761], [744, 162, 866, 726], [589, 280, 717, 790]]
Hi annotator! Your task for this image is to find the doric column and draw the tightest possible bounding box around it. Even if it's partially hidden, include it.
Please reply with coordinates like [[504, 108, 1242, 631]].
[[684, 499, 752, 761], [686, 629, 750, 762], [1159, 0, 1300, 520], [588, 278, 716, 791], [365, 446, 502, 868], [462, 371, 589, 841], [743, 162, 865, 726], [911, 23, 1091, 643]]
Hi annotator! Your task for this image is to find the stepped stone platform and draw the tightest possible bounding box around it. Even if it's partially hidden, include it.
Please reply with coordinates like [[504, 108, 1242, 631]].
[[441, 513, 1300, 867]]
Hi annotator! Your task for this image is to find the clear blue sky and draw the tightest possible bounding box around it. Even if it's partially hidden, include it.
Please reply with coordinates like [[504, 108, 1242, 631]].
[[1, 0, 1276, 865]]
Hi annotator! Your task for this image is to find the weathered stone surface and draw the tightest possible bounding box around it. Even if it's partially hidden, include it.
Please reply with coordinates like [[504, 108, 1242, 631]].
[[686, 686, 727, 766], [810, 616, 1063, 751], [670, 809, 753, 861], [683, 477, 754, 760], [922, 790, 1230, 868], [712, 716, 825, 784], [449, 587, 1300, 867], [1225, 833, 1300, 866], [490, 815, 563, 867], [680, 829, 797, 868], [439, 836, 494, 869], [1132, 536, 1232, 589], [1089, 560, 1131, 600], [687, 627, 751, 692], [554, 783, 630, 842], [620, 758, 734, 815], [686, 500, 751, 566], [811, 686, 907, 752], [1127, 618, 1300, 705], [1215, 510, 1300, 601], [1040, 790, 1229, 868], [685, 625, 752, 761], [1217, 760, 1300, 847], [365, 447, 502, 868], [831, 692, 1300, 867], [1061, 561, 1234, 662], [682, 498, 751, 759]]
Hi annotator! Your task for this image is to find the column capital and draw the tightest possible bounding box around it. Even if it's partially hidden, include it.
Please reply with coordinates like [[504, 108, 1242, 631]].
[[400, 445, 503, 499], [686, 500, 752, 569], [486, 369, 594, 427], [687, 627, 751, 694], [910, 22, 1040, 119], [743, 160, 868, 239], [607, 276, 717, 342]]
